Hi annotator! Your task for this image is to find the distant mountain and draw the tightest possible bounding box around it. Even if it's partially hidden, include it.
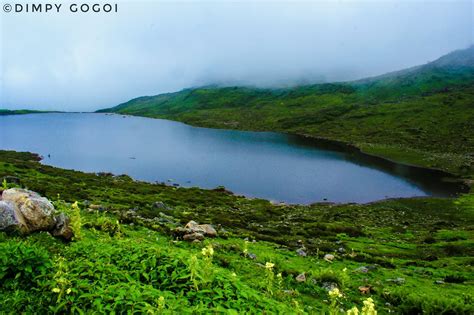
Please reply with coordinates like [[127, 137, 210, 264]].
[[0, 109, 58, 116], [430, 45, 474, 68], [98, 46, 474, 176]]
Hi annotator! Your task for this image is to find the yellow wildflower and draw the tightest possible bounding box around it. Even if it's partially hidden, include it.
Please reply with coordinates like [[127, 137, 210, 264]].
[[329, 287, 342, 299], [202, 244, 214, 257], [265, 262, 275, 269], [52, 288, 60, 293], [361, 297, 377, 315], [347, 306, 360, 315]]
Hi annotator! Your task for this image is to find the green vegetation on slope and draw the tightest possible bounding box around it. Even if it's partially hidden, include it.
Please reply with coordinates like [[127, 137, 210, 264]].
[[99, 46, 474, 177], [1, 150, 473, 314]]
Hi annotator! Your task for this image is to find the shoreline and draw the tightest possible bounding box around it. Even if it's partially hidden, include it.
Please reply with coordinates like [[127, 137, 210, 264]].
[[6, 148, 465, 207], [97, 112, 472, 193]]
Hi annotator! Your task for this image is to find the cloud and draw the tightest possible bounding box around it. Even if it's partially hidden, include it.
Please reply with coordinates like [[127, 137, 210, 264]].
[[1, 0, 472, 111]]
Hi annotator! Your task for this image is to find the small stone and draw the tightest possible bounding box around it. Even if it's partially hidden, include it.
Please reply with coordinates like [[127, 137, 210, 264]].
[[324, 254, 335, 262], [296, 273, 306, 282], [296, 248, 307, 257], [183, 232, 205, 241], [435, 280, 445, 285], [89, 204, 105, 211], [355, 266, 369, 273], [322, 282, 338, 292], [338, 247, 346, 253], [387, 277, 405, 285], [152, 201, 167, 209], [247, 253, 257, 260], [358, 286, 371, 294]]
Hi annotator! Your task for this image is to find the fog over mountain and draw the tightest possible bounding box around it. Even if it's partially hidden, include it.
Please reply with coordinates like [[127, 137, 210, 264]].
[[1, 0, 473, 111]]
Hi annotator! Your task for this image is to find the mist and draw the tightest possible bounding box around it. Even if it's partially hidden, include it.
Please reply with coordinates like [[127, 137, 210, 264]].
[[1, 0, 472, 111]]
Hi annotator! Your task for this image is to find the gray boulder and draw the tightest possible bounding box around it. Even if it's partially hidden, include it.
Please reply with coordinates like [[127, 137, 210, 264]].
[[183, 232, 205, 241], [176, 220, 218, 241], [0, 188, 73, 240], [2, 188, 56, 232], [0, 200, 28, 233], [296, 248, 307, 257]]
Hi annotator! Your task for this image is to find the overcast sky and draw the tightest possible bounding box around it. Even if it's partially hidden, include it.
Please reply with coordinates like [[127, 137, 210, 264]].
[[1, 0, 473, 111]]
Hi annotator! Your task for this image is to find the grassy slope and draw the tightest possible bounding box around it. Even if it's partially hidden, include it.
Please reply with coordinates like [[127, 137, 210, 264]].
[[0, 151, 473, 314], [99, 46, 474, 177]]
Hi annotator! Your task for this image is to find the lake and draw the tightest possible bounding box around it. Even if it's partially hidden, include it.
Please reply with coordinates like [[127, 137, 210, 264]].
[[0, 113, 465, 204]]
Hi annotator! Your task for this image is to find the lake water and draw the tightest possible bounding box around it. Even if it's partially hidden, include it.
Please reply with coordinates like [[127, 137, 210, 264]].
[[0, 113, 465, 204]]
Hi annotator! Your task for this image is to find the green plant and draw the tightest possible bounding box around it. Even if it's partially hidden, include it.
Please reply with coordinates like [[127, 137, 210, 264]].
[[201, 243, 215, 286], [328, 287, 343, 315], [54, 200, 83, 240], [346, 297, 377, 315], [69, 202, 83, 240], [50, 256, 72, 304], [264, 262, 275, 295], [188, 254, 200, 290], [0, 241, 52, 289], [94, 214, 122, 237]]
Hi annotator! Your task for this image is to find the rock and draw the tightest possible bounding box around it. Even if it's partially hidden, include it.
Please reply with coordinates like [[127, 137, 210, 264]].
[[200, 224, 217, 237], [52, 213, 74, 241], [183, 232, 205, 241], [321, 282, 338, 292], [435, 280, 445, 285], [89, 204, 105, 211], [152, 201, 169, 210], [2, 188, 55, 232], [0, 189, 74, 240], [184, 220, 217, 237], [296, 273, 306, 282], [174, 226, 191, 236], [324, 254, 335, 262], [185, 220, 200, 229], [387, 277, 405, 285], [0, 200, 28, 233], [338, 247, 346, 253], [296, 248, 307, 257], [358, 286, 371, 294], [247, 253, 257, 260], [355, 266, 369, 273]]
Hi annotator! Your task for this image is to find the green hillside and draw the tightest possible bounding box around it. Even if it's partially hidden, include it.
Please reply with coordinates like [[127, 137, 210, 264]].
[[99, 46, 474, 177], [0, 109, 57, 116]]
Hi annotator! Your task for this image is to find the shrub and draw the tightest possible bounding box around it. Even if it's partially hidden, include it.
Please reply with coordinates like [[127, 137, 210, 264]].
[[0, 241, 52, 289], [383, 288, 474, 314]]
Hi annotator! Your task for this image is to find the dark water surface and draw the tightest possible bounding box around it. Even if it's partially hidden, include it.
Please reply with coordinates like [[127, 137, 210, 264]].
[[0, 113, 465, 204]]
